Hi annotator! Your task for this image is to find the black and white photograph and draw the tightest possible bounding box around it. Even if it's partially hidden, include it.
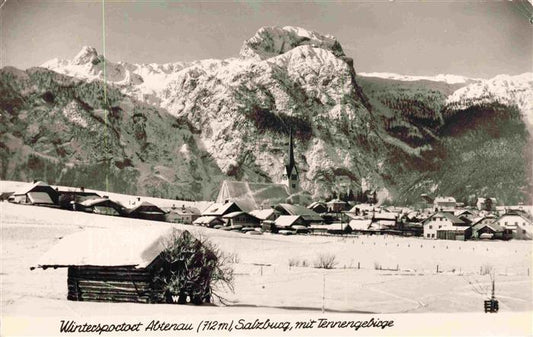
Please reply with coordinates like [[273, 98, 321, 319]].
[[1, 0, 532, 336]]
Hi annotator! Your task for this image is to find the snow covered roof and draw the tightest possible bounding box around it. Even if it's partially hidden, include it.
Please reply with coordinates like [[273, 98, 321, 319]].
[[275, 215, 302, 228], [80, 197, 122, 208], [326, 199, 347, 205], [126, 201, 165, 214], [223, 211, 250, 219], [202, 201, 242, 216], [424, 212, 465, 225], [373, 212, 397, 220], [13, 181, 56, 196], [274, 203, 323, 222], [166, 206, 201, 215], [434, 197, 456, 204], [216, 180, 289, 212], [34, 226, 179, 269], [249, 208, 276, 220], [193, 216, 223, 225], [348, 203, 375, 213], [349, 219, 372, 230]]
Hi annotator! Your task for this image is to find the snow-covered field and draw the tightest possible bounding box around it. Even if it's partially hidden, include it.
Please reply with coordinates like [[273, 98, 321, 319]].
[[1, 202, 532, 317]]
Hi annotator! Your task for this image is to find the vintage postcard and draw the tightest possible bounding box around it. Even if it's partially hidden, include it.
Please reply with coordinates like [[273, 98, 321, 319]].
[[1, 0, 532, 336]]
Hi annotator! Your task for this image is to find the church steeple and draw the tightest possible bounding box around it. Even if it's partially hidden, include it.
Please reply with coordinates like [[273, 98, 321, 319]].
[[283, 128, 299, 194], [287, 128, 295, 175]]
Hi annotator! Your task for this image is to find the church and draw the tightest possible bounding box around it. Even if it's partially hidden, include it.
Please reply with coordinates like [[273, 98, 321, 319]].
[[216, 129, 300, 212]]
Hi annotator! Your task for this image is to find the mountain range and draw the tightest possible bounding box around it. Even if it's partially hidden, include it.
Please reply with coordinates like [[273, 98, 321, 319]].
[[1, 26, 531, 205]]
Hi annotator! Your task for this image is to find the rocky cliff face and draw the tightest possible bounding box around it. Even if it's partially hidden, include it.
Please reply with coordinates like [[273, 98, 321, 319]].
[[2, 26, 532, 204]]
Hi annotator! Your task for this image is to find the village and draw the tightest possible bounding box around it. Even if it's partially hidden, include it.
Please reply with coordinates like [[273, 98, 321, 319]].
[[1, 131, 531, 242]]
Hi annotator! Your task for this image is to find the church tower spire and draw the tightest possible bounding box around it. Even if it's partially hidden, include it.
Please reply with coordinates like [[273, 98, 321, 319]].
[[283, 128, 299, 195]]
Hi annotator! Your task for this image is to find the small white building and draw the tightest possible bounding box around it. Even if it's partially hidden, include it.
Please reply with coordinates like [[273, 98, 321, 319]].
[[433, 197, 457, 212]]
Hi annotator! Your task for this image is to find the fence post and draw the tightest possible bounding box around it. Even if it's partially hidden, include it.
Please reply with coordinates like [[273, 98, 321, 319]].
[[436, 265, 439, 273], [358, 262, 360, 270], [396, 264, 399, 271], [322, 273, 325, 313]]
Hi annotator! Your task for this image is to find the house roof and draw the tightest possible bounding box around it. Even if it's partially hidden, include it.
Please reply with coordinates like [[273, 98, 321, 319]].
[[326, 199, 347, 205], [126, 201, 165, 215], [193, 216, 223, 225], [274, 203, 323, 222], [472, 221, 504, 233], [13, 181, 57, 196], [348, 203, 375, 213], [166, 206, 201, 215], [216, 180, 289, 212], [470, 215, 496, 227], [275, 215, 302, 228], [373, 212, 397, 220], [34, 226, 180, 269], [80, 197, 123, 208], [223, 211, 256, 219], [349, 219, 372, 230], [495, 213, 532, 225], [307, 201, 326, 209], [202, 201, 242, 216], [434, 196, 456, 204], [249, 208, 276, 220], [424, 212, 465, 225]]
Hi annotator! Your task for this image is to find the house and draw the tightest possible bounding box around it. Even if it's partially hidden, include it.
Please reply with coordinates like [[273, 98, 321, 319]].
[[471, 221, 508, 240], [307, 201, 328, 214], [308, 223, 352, 235], [433, 196, 457, 212], [32, 227, 215, 304], [55, 186, 101, 209], [165, 205, 201, 224], [274, 203, 323, 225], [202, 201, 242, 217], [9, 181, 59, 206], [347, 203, 376, 217], [348, 217, 372, 232], [250, 208, 279, 222], [494, 213, 533, 240], [422, 212, 471, 240], [326, 199, 349, 213], [371, 211, 397, 230], [77, 197, 126, 216], [193, 216, 225, 228], [222, 211, 260, 228], [274, 215, 307, 233], [125, 201, 166, 222]]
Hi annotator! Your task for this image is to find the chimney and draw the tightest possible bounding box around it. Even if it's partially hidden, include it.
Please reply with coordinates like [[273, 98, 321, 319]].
[[80, 186, 85, 192], [137, 197, 141, 201], [103, 195, 109, 199]]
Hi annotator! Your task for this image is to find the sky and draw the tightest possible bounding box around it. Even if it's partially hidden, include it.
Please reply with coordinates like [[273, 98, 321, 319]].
[[1, 0, 532, 78]]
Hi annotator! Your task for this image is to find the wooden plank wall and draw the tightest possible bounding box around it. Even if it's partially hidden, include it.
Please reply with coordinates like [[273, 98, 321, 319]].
[[67, 266, 163, 303]]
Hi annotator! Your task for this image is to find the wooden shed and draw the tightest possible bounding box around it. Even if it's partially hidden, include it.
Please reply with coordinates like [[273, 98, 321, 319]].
[[10, 181, 59, 206], [32, 227, 216, 304]]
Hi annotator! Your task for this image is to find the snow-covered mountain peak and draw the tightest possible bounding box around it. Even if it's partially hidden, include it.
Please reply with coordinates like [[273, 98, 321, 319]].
[[72, 46, 100, 65], [446, 72, 533, 126], [239, 26, 345, 61]]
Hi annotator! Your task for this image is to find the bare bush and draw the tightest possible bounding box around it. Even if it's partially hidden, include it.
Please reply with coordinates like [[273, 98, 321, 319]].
[[374, 261, 382, 270], [313, 253, 338, 269], [288, 258, 300, 267], [481, 264, 494, 276], [301, 259, 309, 267], [153, 230, 234, 305]]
